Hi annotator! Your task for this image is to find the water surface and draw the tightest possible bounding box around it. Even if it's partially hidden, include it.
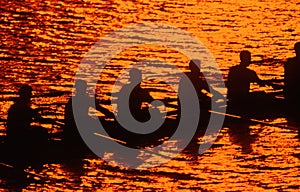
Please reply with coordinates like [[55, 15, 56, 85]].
[[0, 0, 299, 191]]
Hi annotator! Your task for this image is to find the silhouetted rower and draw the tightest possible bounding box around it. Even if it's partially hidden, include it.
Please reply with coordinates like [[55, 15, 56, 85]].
[[227, 51, 265, 103], [65, 80, 88, 144], [227, 51, 286, 117], [64, 79, 113, 145], [6, 85, 48, 145], [179, 60, 211, 105], [179, 60, 224, 111], [178, 60, 223, 130], [178, 60, 224, 153], [284, 42, 300, 116], [117, 68, 154, 122]]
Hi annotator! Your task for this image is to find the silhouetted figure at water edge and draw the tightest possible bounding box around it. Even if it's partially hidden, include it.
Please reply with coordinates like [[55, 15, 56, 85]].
[[6, 85, 49, 150], [284, 42, 300, 118], [117, 68, 154, 122]]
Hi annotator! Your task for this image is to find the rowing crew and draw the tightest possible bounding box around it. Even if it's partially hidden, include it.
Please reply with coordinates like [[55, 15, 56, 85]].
[[4, 42, 300, 146]]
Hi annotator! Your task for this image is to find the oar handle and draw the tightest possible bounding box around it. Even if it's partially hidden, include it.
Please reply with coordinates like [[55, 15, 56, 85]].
[[209, 110, 299, 131]]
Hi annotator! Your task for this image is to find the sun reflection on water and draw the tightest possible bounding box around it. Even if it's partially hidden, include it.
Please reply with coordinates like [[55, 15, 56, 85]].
[[0, 0, 299, 191]]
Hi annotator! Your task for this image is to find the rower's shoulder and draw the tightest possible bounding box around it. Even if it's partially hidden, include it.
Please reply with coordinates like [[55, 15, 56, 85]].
[[8, 102, 26, 112], [285, 57, 300, 71], [286, 57, 297, 65], [179, 72, 191, 82], [229, 65, 246, 73], [229, 65, 239, 71], [229, 65, 254, 74]]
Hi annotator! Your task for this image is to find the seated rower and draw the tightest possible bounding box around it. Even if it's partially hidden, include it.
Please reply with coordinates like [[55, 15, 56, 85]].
[[6, 85, 49, 146], [179, 60, 224, 105], [227, 51, 266, 103], [64, 79, 114, 146], [284, 42, 300, 118], [117, 68, 155, 123], [177, 60, 224, 153], [178, 60, 224, 129], [226, 50, 284, 116]]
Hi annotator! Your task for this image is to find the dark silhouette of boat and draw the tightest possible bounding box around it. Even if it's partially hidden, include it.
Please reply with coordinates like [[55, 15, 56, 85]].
[[0, 92, 295, 178], [226, 94, 285, 119], [226, 50, 287, 119], [0, 51, 298, 174], [0, 116, 180, 167]]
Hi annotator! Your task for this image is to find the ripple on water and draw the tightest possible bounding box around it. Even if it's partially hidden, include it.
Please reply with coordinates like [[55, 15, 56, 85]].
[[0, 0, 300, 191]]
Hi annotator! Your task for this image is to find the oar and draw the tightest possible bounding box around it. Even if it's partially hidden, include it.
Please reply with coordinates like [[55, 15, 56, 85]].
[[33, 91, 70, 98], [251, 58, 285, 65], [0, 161, 14, 169], [262, 80, 284, 90], [94, 132, 127, 145], [93, 132, 179, 159], [53, 117, 179, 159], [209, 110, 299, 131], [164, 100, 298, 131], [0, 160, 51, 181]]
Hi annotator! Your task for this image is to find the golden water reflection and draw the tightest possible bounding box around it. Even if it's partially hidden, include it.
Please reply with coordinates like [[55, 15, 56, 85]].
[[0, 0, 300, 191]]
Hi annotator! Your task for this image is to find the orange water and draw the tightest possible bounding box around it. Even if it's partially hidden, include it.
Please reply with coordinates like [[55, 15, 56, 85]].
[[0, 0, 299, 191]]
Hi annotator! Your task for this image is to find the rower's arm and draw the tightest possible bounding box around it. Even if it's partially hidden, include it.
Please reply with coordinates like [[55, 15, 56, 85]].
[[249, 69, 279, 89], [32, 109, 57, 124], [32, 108, 43, 120], [261, 79, 284, 90], [210, 87, 226, 101], [94, 99, 115, 118], [251, 71, 265, 86], [144, 89, 154, 103]]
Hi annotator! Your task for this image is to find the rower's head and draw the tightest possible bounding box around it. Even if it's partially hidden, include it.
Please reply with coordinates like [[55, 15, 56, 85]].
[[240, 50, 251, 67], [129, 68, 142, 84], [18, 85, 32, 101], [189, 59, 201, 75], [75, 79, 87, 96], [294, 42, 300, 57]]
